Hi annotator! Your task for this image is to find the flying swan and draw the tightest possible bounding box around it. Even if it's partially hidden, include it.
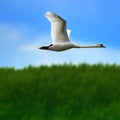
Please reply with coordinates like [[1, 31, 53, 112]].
[[39, 11, 105, 51]]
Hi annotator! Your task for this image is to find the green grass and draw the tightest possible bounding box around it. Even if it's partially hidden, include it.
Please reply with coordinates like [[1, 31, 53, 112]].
[[0, 63, 120, 120]]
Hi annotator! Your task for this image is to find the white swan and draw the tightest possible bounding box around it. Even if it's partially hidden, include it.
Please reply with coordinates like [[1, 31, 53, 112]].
[[39, 11, 105, 52]]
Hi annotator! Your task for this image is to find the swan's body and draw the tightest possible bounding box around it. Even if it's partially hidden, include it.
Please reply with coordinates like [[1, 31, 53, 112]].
[[39, 11, 105, 51]]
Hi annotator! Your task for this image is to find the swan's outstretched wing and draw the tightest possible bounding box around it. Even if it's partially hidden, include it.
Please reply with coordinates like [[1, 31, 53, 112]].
[[45, 11, 70, 44], [67, 29, 71, 39]]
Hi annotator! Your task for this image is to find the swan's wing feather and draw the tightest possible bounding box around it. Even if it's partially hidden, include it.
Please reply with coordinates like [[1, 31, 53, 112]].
[[67, 29, 71, 39], [45, 11, 70, 43]]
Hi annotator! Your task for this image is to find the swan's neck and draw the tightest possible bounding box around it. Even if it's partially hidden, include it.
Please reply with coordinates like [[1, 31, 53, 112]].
[[74, 44, 105, 48]]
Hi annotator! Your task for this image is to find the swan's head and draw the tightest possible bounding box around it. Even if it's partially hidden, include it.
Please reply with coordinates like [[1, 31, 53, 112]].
[[97, 44, 106, 48]]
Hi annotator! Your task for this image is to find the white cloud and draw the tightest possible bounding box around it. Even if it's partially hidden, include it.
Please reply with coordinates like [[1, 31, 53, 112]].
[[18, 43, 39, 53], [0, 23, 23, 42], [18, 35, 51, 53]]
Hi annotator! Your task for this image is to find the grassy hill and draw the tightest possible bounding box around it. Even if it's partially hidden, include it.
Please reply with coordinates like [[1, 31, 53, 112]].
[[0, 63, 120, 120]]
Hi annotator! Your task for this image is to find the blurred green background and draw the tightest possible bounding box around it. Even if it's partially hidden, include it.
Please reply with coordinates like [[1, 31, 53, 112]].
[[0, 63, 120, 120]]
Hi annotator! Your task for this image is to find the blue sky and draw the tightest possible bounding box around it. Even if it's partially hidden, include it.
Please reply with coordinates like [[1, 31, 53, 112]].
[[0, 0, 120, 68]]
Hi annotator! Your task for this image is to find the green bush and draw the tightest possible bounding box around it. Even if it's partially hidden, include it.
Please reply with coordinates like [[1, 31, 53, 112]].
[[0, 63, 120, 120]]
